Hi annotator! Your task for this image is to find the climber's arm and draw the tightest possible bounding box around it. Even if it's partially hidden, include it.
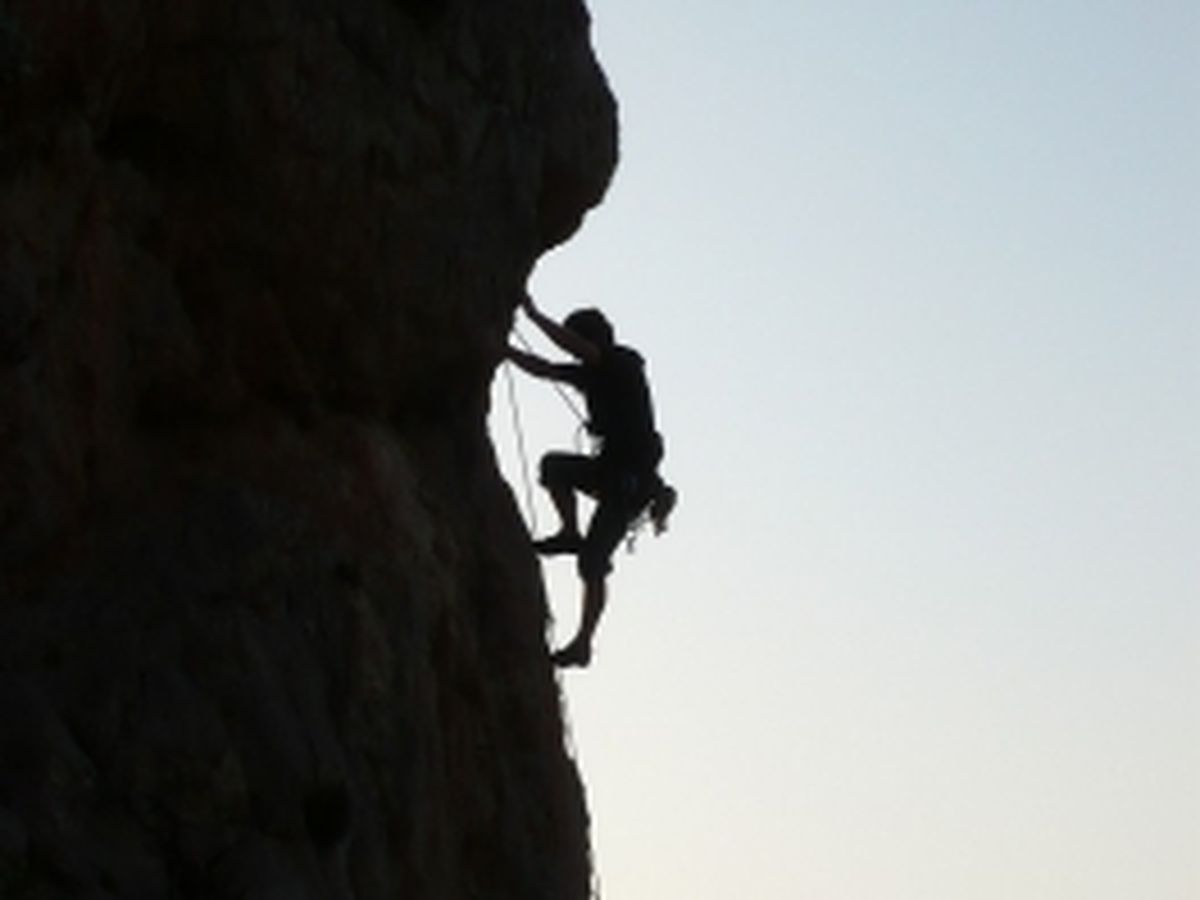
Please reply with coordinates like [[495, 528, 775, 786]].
[[506, 346, 580, 383], [520, 293, 602, 364]]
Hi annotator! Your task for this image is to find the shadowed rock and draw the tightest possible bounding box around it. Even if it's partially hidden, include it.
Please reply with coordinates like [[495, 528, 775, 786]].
[[0, 1, 615, 897]]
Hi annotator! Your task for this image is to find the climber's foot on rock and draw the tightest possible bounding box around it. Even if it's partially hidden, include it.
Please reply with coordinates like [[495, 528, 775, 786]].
[[551, 642, 592, 669], [533, 531, 583, 556]]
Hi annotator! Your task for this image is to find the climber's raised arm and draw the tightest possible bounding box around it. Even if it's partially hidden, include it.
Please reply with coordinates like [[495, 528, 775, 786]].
[[519, 293, 602, 364]]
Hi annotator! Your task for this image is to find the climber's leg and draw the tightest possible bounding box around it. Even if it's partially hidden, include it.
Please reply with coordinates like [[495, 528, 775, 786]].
[[552, 497, 628, 667], [535, 453, 598, 553], [540, 481, 580, 549], [551, 577, 605, 668]]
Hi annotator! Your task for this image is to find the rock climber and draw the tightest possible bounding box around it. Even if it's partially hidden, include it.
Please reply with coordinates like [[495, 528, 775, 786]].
[[507, 292, 676, 668]]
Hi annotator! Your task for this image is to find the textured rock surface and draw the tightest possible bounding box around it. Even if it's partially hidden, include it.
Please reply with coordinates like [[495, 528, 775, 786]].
[[0, 1, 615, 897]]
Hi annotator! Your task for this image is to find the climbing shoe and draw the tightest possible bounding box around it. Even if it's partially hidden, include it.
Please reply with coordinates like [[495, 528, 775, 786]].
[[533, 532, 583, 556], [551, 642, 592, 668]]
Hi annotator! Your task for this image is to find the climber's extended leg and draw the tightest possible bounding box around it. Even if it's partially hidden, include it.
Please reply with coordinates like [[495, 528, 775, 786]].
[[551, 577, 605, 668], [551, 497, 628, 668]]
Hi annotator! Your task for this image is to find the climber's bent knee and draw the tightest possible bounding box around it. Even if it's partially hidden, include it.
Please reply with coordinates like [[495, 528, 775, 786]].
[[539, 452, 598, 493], [538, 451, 571, 486]]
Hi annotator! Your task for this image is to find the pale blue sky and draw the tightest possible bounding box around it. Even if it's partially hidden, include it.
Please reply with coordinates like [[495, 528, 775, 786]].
[[492, 2, 1198, 897]]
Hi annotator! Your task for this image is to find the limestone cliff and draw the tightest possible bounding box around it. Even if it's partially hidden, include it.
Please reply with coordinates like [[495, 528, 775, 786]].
[[0, 1, 616, 896]]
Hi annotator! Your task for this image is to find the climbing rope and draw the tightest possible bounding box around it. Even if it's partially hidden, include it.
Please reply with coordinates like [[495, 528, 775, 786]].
[[503, 326, 594, 531], [501, 358, 539, 534], [512, 326, 588, 426]]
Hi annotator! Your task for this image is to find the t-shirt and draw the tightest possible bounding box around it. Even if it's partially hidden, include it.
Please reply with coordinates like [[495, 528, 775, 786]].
[[557, 345, 661, 469]]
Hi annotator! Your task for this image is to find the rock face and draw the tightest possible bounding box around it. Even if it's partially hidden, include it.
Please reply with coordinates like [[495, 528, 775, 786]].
[[0, 1, 616, 897]]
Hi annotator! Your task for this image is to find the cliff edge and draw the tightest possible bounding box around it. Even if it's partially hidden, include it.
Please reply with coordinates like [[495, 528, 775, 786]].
[[0, 1, 616, 897]]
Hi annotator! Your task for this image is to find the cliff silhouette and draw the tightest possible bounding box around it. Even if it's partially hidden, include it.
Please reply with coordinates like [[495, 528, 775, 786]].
[[0, 1, 615, 897]]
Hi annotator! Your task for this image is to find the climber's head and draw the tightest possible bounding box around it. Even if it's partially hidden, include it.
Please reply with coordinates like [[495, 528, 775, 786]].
[[564, 308, 614, 350]]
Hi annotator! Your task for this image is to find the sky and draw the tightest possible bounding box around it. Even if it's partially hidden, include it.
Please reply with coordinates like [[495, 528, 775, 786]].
[[490, 3, 1199, 898]]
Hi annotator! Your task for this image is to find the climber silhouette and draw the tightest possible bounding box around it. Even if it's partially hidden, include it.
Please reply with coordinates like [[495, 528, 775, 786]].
[[508, 293, 676, 668]]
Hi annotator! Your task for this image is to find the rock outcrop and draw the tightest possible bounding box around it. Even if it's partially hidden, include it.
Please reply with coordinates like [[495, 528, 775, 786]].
[[0, 1, 616, 897]]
